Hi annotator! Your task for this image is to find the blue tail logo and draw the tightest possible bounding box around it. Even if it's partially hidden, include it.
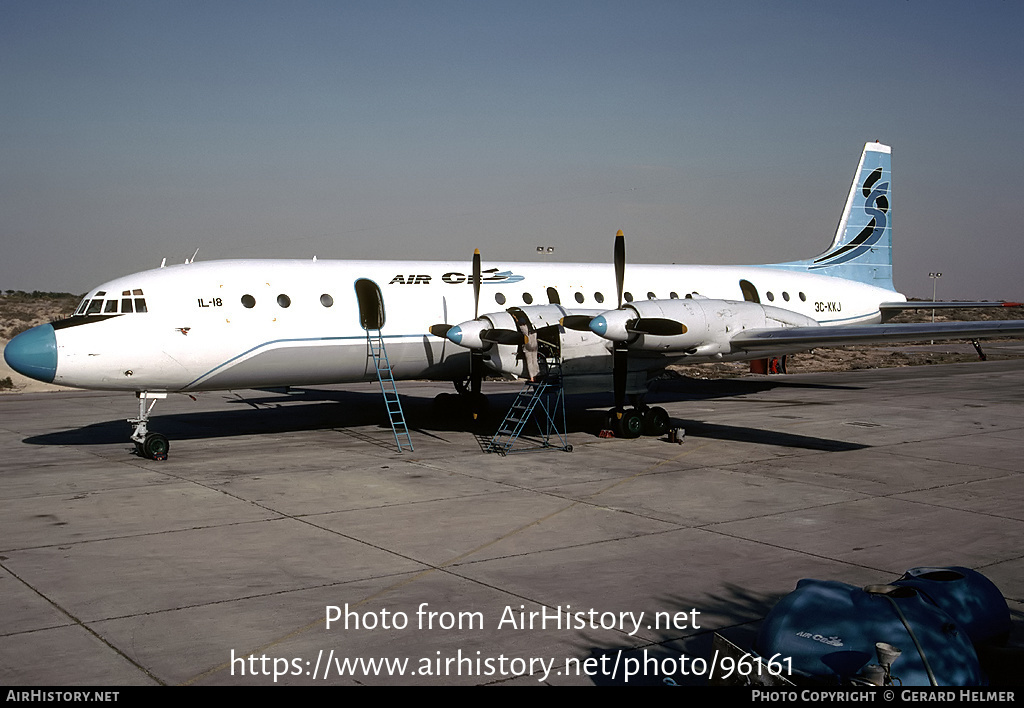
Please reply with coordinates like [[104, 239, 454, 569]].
[[811, 166, 889, 269]]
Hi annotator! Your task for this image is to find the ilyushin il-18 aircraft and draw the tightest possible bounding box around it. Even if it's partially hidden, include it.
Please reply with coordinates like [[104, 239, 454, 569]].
[[6, 142, 1024, 459]]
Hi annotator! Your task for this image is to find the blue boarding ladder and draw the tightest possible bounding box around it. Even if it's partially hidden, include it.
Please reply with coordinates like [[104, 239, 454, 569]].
[[366, 329, 414, 452], [485, 358, 571, 455]]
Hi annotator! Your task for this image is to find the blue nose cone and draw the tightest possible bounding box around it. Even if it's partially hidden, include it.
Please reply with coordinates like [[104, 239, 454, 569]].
[[446, 325, 464, 345], [4, 324, 57, 383], [590, 315, 609, 337]]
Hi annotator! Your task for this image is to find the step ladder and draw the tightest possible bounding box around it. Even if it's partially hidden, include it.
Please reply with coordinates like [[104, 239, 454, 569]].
[[486, 360, 571, 455], [367, 330, 414, 452]]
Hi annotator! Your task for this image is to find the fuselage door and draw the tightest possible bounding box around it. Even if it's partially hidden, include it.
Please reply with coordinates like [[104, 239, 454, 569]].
[[739, 279, 761, 304], [354, 278, 385, 330]]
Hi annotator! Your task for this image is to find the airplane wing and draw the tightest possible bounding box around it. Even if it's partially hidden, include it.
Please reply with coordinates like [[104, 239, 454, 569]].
[[880, 301, 1022, 312], [730, 320, 1024, 352]]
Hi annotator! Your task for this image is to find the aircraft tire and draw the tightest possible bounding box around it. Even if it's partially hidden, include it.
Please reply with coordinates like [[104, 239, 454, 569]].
[[433, 392, 457, 415], [143, 432, 170, 460], [642, 407, 670, 437], [616, 409, 644, 439], [467, 391, 489, 418]]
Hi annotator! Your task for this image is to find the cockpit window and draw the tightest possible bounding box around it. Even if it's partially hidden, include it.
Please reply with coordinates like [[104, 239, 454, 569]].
[[76, 288, 148, 316]]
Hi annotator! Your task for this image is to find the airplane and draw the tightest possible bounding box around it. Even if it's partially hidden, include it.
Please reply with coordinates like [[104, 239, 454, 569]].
[[6, 141, 1024, 459]]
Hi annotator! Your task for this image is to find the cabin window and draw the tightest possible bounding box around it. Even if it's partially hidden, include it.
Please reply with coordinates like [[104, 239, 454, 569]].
[[574, 292, 585, 304], [241, 295, 256, 309], [624, 292, 633, 302], [277, 294, 291, 308], [522, 292, 534, 305], [766, 292, 775, 302], [782, 292, 790, 302], [495, 293, 506, 305], [799, 292, 806, 302], [594, 292, 605, 304], [670, 292, 678, 299], [647, 292, 656, 300], [320, 294, 334, 307]]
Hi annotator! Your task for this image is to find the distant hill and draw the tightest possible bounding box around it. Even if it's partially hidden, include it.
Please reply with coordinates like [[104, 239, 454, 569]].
[[1, 291, 81, 339]]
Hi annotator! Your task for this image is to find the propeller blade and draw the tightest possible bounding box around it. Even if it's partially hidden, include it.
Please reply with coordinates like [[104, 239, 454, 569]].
[[560, 315, 594, 331], [480, 329, 525, 346], [429, 323, 453, 338], [614, 229, 625, 309], [472, 248, 481, 320], [613, 346, 628, 412], [628, 318, 686, 336]]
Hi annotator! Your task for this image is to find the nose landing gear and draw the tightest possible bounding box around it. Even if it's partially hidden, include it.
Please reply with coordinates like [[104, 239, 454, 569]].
[[130, 391, 170, 460]]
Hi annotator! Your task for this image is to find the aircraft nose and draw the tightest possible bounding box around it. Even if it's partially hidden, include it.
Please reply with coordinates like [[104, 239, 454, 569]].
[[3, 324, 57, 383]]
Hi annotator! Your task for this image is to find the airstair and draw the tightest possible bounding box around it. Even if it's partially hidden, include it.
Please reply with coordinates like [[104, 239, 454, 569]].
[[366, 329, 414, 452], [486, 359, 571, 455]]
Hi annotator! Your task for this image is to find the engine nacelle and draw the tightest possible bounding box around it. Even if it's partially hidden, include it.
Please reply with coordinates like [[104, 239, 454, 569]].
[[445, 305, 578, 351], [446, 305, 612, 380], [590, 299, 818, 354]]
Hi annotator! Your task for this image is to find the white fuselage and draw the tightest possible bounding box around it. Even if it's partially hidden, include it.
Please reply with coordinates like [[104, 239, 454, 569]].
[[49, 258, 901, 393]]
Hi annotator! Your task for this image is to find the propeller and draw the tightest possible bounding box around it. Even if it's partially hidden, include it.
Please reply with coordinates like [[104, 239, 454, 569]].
[[428, 248, 481, 340], [472, 248, 481, 319], [426, 248, 521, 418], [598, 230, 685, 415], [611, 230, 628, 413], [630, 318, 685, 336]]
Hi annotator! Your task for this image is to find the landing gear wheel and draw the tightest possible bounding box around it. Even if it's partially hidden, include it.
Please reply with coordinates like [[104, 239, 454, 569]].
[[642, 407, 670, 437], [467, 391, 489, 420], [615, 408, 644, 439], [142, 432, 169, 460], [433, 392, 457, 415]]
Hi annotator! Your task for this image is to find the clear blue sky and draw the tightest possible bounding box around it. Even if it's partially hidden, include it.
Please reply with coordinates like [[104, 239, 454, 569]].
[[2, 0, 1022, 299]]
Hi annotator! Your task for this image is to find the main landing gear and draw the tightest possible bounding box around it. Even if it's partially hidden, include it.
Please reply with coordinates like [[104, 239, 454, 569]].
[[433, 389, 489, 420], [433, 374, 490, 421], [606, 404, 670, 439], [129, 391, 170, 460]]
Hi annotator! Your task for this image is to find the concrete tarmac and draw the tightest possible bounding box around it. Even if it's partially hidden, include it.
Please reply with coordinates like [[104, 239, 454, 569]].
[[1, 359, 1022, 685]]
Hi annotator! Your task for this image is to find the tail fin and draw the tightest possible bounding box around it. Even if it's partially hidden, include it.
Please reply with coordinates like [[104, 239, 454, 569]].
[[775, 142, 894, 290]]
